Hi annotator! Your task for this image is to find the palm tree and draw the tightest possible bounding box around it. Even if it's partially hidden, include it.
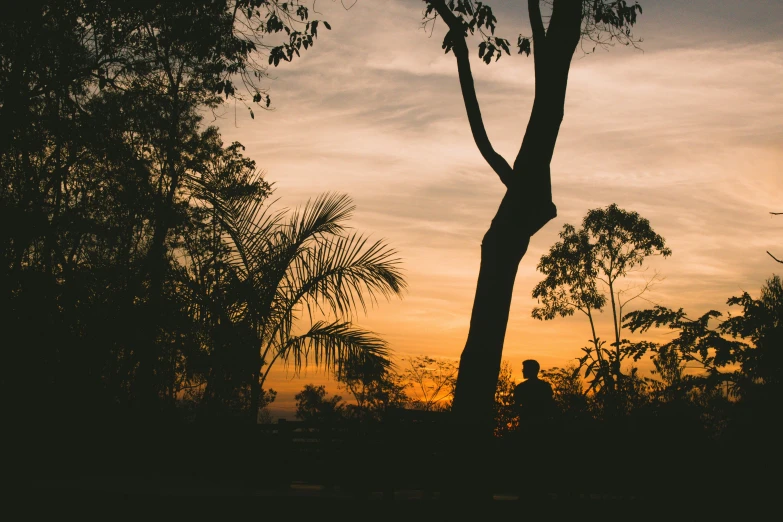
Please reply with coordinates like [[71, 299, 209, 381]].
[[195, 168, 406, 421]]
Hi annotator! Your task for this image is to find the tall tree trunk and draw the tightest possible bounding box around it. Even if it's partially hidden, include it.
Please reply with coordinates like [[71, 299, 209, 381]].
[[434, 2, 582, 501], [451, 191, 532, 424], [446, 0, 583, 425]]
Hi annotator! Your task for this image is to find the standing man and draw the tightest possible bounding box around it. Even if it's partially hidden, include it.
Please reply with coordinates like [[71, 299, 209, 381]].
[[514, 359, 556, 422], [513, 359, 557, 501]]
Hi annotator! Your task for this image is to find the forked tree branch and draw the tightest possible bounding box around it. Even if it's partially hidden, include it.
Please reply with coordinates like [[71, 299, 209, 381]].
[[425, 0, 514, 187]]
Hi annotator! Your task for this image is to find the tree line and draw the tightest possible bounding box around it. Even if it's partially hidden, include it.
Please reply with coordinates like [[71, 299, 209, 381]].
[[525, 204, 782, 435], [290, 355, 459, 424], [292, 204, 782, 455]]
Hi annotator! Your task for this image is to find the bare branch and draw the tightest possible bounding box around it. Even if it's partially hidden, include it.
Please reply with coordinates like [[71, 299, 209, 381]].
[[769, 212, 782, 262], [767, 251, 783, 264], [618, 271, 664, 309]]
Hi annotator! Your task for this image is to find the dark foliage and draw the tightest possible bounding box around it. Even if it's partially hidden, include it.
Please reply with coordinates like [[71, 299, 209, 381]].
[[1, 0, 403, 429]]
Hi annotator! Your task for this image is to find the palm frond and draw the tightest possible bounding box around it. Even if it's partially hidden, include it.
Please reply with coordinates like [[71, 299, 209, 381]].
[[288, 192, 355, 245], [189, 166, 286, 280], [262, 231, 405, 354], [249, 194, 404, 329], [224, 193, 356, 323], [276, 320, 392, 378]]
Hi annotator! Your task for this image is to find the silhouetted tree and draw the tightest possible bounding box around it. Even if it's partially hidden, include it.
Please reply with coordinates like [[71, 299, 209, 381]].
[[621, 280, 783, 488], [721, 275, 783, 393], [337, 357, 409, 421], [624, 277, 782, 402], [295, 384, 346, 423], [402, 355, 458, 411], [716, 276, 783, 497], [176, 133, 274, 420], [532, 204, 670, 403], [77, 0, 334, 411], [198, 189, 406, 421], [256, 389, 278, 424], [419, 0, 644, 425]]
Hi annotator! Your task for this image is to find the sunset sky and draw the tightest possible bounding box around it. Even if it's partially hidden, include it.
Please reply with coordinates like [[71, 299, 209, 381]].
[[216, 0, 783, 418]]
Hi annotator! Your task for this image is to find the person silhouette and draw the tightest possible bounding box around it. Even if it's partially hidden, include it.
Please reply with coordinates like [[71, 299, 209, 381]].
[[513, 359, 557, 501], [514, 359, 556, 422]]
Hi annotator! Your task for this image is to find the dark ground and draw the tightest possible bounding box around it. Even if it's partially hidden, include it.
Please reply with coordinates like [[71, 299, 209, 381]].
[[10, 474, 765, 521], [7, 420, 777, 520]]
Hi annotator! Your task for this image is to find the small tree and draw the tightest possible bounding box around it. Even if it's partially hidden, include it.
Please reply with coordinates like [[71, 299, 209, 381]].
[[402, 355, 458, 412], [257, 389, 278, 424], [337, 357, 410, 420], [295, 384, 346, 423], [629, 277, 783, 460], [532, 203, 671, 397]]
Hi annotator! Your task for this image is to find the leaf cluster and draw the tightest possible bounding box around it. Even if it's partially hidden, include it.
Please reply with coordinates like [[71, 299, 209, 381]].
[[624, 306, 748, 372], [423, 1, 645, 65], [424, 0, 511, 64], [577, 0, 644, 53], [532, 224, 605, 320]]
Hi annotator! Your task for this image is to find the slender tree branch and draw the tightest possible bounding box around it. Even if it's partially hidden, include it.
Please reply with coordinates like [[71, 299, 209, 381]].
[[426, 0, 514, 186], [768, 212, 782, 262], [617, 271, 663, 310]]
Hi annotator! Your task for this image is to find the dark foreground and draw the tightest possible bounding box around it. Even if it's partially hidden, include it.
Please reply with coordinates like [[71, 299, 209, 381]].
[[11, 477, 766, 521], [8, 416, 778, 520]]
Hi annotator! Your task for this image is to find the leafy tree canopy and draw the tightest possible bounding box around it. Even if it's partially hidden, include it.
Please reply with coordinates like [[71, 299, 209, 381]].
[[533, 203, 671, 323]]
